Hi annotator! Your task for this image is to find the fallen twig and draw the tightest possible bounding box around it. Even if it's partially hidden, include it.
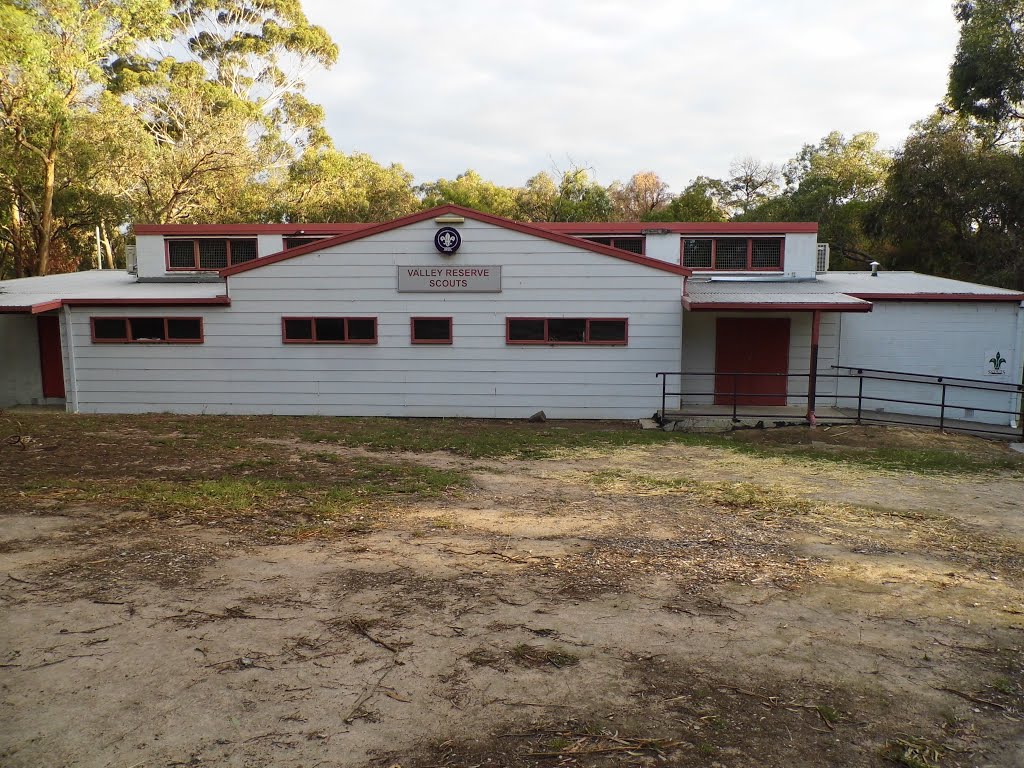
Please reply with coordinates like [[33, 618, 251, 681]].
[[349, 619, 404, 655], [936, 686, 1012, 712], [343, 662, 399, 724], [59, 623, 120, 635]]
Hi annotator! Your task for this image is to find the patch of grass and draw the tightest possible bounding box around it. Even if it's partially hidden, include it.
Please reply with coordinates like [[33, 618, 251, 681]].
[[229, 457, 278, 471], [16, 455, 468, 542], [816, 704, 841, 727], [509, 643, 580, 669], [880, 737, 943, 768]]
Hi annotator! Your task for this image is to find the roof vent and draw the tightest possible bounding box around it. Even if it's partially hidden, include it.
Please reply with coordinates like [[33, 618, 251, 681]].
[[816, 243, 829, 273], [870, 261, 880, 277], [125, 244, 137, 275]]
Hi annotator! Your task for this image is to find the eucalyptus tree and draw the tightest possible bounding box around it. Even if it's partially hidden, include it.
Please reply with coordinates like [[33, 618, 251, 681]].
[[0, 0, 170, 275]]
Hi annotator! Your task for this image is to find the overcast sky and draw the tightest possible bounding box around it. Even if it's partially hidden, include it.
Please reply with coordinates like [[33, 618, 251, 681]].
[[301, 1, 960, 192]]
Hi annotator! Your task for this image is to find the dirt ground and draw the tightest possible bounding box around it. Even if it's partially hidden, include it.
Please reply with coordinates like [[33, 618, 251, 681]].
[[1, 414, 1022, 768]]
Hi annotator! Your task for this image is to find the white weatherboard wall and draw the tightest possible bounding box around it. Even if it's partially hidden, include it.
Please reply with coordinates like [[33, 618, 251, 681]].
[[68, 219, 683, 418], [836, 302, 1024, 425], [0, 315, 43, 407], [678, 312, 841, 407]]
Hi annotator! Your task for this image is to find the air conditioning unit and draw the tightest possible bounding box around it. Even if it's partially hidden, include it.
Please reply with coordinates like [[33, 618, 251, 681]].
[[125, 244, 137, 275], [816, 243, 830, 273]]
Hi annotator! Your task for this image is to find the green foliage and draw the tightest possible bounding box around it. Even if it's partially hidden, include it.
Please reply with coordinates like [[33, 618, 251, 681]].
[[948, 0, 1024, 128], [418, 170, 522, 218], [882, 114, 1024, 289], [609, 171, 671, 219], [269, 148, 418, 223], [550, 166, 614, 221], [647, 176, 730, 222]]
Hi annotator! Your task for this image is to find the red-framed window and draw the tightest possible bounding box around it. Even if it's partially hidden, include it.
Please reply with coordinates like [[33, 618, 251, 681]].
[[506, 317, 628, 345], [166, 238, 258, 270], [90, 317, 204, 344], [581, 236, 645, 255], [411, 317, 452, 345], [283, 236, 329, 249], [281, 317, 378, 344], [681, 237, 783, 270]]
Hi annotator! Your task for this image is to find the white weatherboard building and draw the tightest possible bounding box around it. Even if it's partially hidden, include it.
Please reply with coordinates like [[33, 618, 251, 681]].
[[1, 205, 1022, 429]]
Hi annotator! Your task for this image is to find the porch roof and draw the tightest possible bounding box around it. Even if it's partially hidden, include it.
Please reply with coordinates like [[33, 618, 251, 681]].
[[683, 278, 873, 312], [0, 271, 229, 313]]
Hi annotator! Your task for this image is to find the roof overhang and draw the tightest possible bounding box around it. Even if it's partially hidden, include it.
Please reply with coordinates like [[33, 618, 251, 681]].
[[846, 292, 1024, 302], [538, 221, 818, 235], [682, 297, 873, 313], [0, 296, 231, 314]]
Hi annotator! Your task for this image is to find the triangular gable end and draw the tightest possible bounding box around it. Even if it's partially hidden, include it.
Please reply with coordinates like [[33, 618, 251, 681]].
[[219, 205, 692, 278]]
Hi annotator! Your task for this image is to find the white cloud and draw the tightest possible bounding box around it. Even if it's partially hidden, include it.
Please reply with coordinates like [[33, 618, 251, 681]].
[[302, 0, 959, 192]]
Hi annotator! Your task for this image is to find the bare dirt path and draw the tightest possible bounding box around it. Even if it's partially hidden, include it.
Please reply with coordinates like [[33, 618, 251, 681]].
[[1, 417, 1022, 767]]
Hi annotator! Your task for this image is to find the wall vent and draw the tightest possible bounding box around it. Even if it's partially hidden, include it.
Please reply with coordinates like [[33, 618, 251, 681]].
[[816, 243, 830, 273], [125, 244, 137, 275]]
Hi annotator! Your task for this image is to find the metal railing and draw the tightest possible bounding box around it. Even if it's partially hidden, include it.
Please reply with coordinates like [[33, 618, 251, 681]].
[[654, 367, 1024, 439]]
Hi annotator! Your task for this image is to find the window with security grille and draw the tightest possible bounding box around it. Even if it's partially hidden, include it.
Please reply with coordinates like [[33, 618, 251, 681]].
[[714, 240, 748, 270], [165, 238, 258, 270], [282, 317, 378, 344], [167, 241, 196, 269], [581, 236, 645, 254], [680, 237, 784, 270], [751, 239, 782, 268], [682, 239, 713, 268], [507, 318, 627, 345]]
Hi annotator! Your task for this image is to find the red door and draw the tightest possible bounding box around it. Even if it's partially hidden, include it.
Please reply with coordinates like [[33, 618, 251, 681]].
[[714, 318, 790, 406], [37, 315, 65, 399]]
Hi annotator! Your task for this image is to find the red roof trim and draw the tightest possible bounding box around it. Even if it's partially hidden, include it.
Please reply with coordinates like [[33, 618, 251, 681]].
[[683, 297, 873, 313], [539, 221, 818, 235], [0, 296, 233, 314], [219, 205, 693, 277], [846, 292, 1024, 303], [135, 223, 372, 236]]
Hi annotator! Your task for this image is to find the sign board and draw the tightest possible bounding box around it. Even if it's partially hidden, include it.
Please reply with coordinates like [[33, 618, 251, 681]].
[[984, 349, 1010, 376], [397, 265, 501, 292]]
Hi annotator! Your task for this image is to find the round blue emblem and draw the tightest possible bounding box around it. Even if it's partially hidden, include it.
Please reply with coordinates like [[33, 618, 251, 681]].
[[434, 226, 461, 254]]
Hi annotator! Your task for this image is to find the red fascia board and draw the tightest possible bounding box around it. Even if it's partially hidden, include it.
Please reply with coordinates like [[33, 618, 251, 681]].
[[682, 298, 873, 313], [539, 221, 819, 235], [219, 204, 693, 278], [16, 296, 232, 313], [0, 305, 37, 314], [846, 292, 1024, 302], [135, 223, 372, 236]]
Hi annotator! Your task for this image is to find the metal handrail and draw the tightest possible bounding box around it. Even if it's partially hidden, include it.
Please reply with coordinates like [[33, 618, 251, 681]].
[[654, 369, 1024, 440], [831, 364, 1023, 392]]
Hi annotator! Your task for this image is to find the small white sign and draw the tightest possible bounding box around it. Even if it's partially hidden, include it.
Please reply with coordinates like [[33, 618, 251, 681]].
[[397, 265, 501, 292], [984, 349, 1010, 376]]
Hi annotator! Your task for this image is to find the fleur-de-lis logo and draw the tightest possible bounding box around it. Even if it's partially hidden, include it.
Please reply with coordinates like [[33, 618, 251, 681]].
[[989, 351, 1006, 371], [434, 226, 461, 253]]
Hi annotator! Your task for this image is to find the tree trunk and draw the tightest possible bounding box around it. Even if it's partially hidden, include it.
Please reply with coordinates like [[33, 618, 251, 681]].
[[10, 196, 25, 278], [34, 124, 60, 276], [101, 220, 115, 269]]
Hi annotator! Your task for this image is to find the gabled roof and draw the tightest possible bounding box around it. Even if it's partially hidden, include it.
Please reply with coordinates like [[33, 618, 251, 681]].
[[219, 205, 692, 277]]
